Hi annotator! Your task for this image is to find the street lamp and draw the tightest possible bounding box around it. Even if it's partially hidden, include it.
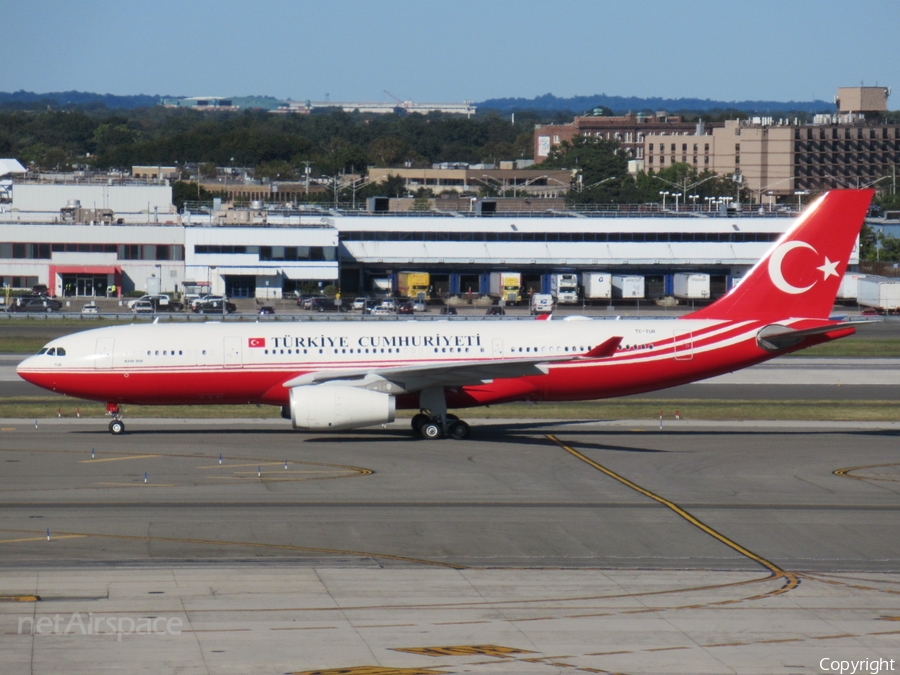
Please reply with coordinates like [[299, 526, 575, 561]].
[[673, 192, 682, 212], [689, 194, 699, 211], [704, 196, 716, 212], [794, 190, 810, 211], [659, 191, 669, 209]]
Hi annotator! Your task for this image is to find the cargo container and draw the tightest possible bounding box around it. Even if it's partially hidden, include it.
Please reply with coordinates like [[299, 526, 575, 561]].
[[530, 293, 554, 314], [396, 272, 430, 301], [857, 275, 900, 311], [837, 273, 865, 300], [612, 275, 645, 299], [582, 272, 612, 299], [550, 273, 579, 304], [489, 272, 522, 304], [673, 273, 711, 299]]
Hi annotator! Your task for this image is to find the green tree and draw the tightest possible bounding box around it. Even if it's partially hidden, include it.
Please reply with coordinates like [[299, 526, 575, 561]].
[[539, 136, 631, 203]]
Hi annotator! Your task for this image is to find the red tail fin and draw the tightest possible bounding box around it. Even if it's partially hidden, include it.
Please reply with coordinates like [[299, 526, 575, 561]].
[[686, 190, 873, 321]]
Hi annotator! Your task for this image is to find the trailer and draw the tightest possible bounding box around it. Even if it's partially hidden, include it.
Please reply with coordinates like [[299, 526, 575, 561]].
[[673, 273, 710, 300], [489, 272, 522, 304], [612, 275, 645, 299], [582, 272, 612, 299], [396, 272, 430, 301], [837, 273, 865, 300], [857, 275, 900, 312], [550, 273, 579, 304]]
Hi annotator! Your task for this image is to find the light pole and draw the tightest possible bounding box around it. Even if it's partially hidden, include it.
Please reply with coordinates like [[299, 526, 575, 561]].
[[704, 196, 716, 212], [689, 194, 699, 211], [794, 190, 810, 211], [673, 192, 682, 212], [659, 191, 669, 209]]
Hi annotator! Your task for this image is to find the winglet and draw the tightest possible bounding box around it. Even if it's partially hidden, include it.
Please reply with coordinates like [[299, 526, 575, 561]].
[[535, 313, 552, 321], [580, 336, 622, 358]]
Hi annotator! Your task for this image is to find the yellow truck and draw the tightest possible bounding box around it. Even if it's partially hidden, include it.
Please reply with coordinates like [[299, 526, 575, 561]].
[[397, 272, 430, 301]]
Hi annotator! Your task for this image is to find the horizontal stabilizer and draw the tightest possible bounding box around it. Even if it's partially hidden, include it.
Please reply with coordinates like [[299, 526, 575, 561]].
[[756, 323, 855, 352]]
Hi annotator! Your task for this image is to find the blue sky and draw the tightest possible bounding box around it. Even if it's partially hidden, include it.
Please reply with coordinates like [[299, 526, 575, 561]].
[[4, 0, 898, 105]]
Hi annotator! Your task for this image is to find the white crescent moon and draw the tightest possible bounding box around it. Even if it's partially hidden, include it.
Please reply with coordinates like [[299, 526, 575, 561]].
[[768, 241, 817, 294]]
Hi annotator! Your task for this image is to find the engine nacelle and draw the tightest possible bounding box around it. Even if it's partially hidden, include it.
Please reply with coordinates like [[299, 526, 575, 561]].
[[289, 386, 396, 431]]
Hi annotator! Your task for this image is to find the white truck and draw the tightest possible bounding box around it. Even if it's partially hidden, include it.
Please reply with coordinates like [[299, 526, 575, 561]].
[[612, 275, 645, 299], [370, 277, 392, 297], [550, 273, 579, 304], [857, 275, 900, 313], [582, 273, 612, 299], [489, 272, 522, 304], [673, 273, 710, 300], [530, 293, 554, 315]]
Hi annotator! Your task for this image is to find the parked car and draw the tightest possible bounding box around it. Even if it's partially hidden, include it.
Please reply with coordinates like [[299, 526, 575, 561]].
[[81, 302, 99, 315], [7, 297, 63, 313], [370, 305, 393, 316], [412, 300, 427, 312], [304, 297, 339, 312], [486, 306, 506, 316], [193, 299, 237, 314], [31, 284, 50, 296], [258, 306, 275, 315], [131, 300, 155, 314], [397, 302, 415, 315], [439, 306, 458, 315], [352, 297, 368, 310], [128, 294, 184, 312]]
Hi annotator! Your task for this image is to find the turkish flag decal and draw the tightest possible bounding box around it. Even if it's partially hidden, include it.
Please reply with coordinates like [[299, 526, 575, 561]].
[[248, 337, 266, 348]]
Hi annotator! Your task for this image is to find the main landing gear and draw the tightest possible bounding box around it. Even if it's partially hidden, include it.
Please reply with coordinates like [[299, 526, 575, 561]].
[[106, 402, 125, 435], [411, 387, 471, 440]]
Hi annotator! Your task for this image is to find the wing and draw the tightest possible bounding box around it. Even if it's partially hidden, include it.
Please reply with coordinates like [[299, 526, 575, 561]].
[[282, 336, 622, 393]]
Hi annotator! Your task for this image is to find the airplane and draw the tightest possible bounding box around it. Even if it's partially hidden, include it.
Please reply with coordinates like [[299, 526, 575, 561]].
[[16, 189, 873, 439]]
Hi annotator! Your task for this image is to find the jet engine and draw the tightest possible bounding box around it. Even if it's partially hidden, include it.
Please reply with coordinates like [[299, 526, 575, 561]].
[[289, 385, 396, 431]]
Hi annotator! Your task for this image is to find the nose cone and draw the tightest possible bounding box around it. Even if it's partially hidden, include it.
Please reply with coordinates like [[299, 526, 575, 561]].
[[16, 356, 40, 384]]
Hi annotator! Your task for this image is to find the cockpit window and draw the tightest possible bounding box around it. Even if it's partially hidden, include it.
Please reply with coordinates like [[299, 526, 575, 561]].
[[37, 348, 48, 355], [56, 348, 66, 356], [45, 348, 56, 356]]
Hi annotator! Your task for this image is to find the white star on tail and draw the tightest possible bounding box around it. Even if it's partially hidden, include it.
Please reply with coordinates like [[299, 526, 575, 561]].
[[817, 257, 839, 280]]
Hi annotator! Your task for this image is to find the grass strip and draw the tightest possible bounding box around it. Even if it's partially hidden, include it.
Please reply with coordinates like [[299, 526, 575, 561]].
[[2, 398, 899, 423]]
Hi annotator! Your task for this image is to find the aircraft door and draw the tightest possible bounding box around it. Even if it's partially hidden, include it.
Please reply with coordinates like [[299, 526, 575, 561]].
[[224, 336, 242, 368], [492, 338, 504, 357], [672, 331, 693, 361], [95, 338, 114, 369]]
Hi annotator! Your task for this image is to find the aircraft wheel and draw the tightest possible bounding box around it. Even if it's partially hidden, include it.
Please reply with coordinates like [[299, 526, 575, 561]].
[[421, 421, 443, 440], [109, 419, 125, 435], [448, 420, 471, 440], [411, 413, 429, 432]]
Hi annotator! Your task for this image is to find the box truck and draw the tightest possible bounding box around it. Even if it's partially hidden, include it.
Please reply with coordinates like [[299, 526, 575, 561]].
[[673, 273, 710, 299], [489, 272, 522, 304], [550, 273, 579, 304], [396, 272, 430, 301], [857, 275, 900, 312], [612, 275, 645, 299], [582, 273, 612, 299]]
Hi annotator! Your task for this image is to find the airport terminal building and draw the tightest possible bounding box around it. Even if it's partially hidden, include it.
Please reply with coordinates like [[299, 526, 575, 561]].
[[0, 176, 819, 303]]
